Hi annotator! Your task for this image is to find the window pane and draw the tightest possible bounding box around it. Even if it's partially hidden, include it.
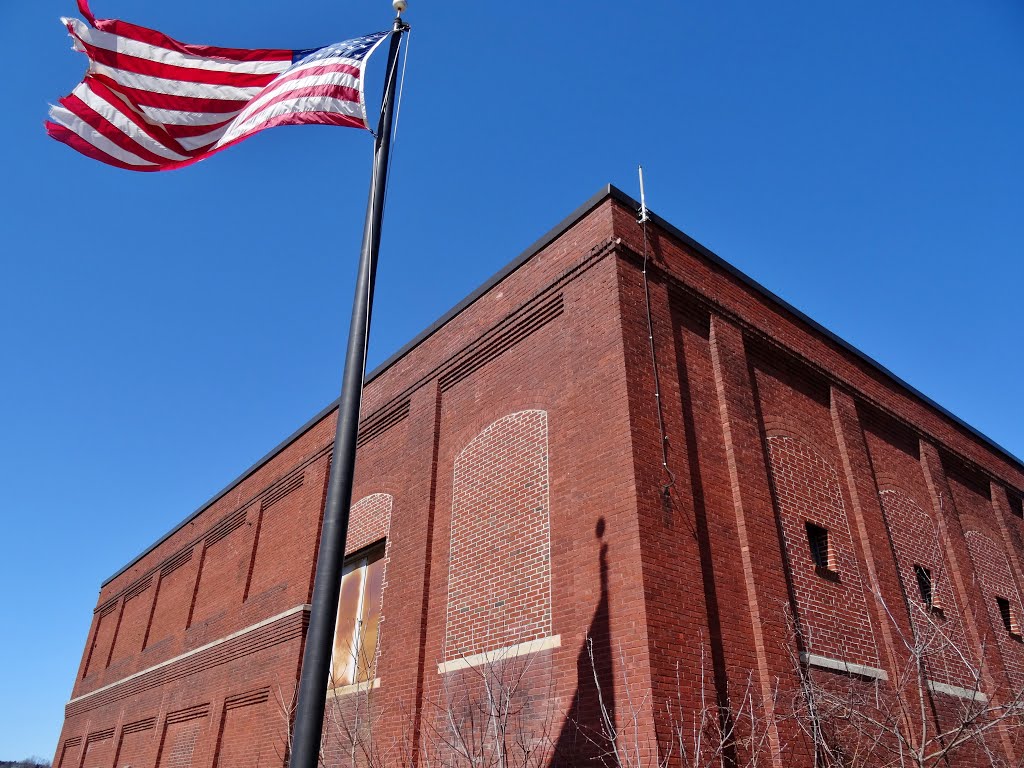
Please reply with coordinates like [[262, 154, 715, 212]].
[[332, 564, 365, 688], [356, 555, 386, 683]]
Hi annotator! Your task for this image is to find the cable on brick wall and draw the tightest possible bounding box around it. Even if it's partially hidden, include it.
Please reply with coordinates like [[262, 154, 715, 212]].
[[638, 200, 676, 502]]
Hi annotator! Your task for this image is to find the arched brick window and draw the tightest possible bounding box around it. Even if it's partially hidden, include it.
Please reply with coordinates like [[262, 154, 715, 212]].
[[964, 530, 1024, 687], [766, 435, 879, 669], [445, 410, 553, 663], [881, 489, 973, 688]]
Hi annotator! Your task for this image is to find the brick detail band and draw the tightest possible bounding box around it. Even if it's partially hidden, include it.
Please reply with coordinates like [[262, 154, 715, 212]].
[[260, 471, 304, 510], [121, 716, 156, 734], [439, 294, 564, 392], [66, 605, 310, 718], [357, 398, 411, 448]]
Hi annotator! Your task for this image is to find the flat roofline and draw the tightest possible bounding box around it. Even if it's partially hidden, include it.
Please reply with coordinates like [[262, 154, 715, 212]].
[[103, 184, 1023, 587], [603, 185, 1024, 475], [102, 186, 614, 587]]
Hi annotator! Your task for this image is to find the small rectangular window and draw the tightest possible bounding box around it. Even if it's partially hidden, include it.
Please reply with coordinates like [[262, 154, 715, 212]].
[[805, 522, 835, 580], [914, 565, 933, 608], [996, 597, 1021, 639], [1008, 494, 1023, 520]]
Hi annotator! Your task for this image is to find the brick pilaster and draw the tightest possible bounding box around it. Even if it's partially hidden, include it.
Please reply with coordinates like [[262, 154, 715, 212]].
[[708, 314, 787, 768]]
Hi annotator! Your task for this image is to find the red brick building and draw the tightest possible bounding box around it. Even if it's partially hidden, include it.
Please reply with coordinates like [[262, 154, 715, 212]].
[[55, 186, 1024, 768]]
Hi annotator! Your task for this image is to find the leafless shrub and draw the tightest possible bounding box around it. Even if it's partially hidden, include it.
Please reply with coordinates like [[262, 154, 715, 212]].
[[573, 637, 779, 768], [786, 586, 1024, 768], [419, 640, 557, 768]]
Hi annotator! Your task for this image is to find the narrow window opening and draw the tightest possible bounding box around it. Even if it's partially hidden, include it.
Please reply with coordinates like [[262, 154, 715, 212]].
[[331, 542, 386, 689], [996, 597, 1022, 640], [914, 565, 933, 607], [1009, 494, 1023, 520], [806, 522, 837, 580], [913, 565, 943, 615]]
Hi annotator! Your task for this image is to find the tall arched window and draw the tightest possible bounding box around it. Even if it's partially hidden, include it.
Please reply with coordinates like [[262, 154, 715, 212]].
[[445, 411, 553, 663], [766, 435, 879, 669]]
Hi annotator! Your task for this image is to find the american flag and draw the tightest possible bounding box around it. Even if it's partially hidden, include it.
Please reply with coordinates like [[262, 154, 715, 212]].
[[47, 0, 389, 171]]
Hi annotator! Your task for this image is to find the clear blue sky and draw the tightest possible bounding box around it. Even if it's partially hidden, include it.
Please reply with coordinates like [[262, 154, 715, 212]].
[[2, 0, 1022, 760]]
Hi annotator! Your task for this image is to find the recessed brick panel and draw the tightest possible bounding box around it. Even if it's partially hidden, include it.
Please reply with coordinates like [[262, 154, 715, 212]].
[[964, 530, 1024, 688], [80, 730, 114, 768], [445, 410, 552, 661], [247, 484, 312, 601], [113, 718, 156, 768], [156, 707, 210, 768], [83, 606, 117, 679], [213, 689, 277, 768], [880, 489, 974, 687], [108, 584, 152, 667], [55, 738, 80, 768], [189, 516, 249, 629], [767, 435, 878, 667], [145, 554, 194, 651]]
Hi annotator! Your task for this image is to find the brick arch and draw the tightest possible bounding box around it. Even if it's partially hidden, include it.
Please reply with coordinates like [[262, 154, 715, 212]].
[[346, 492, 393, 556], [766, 435, 879, 667], [346, 493, 393, 674], [963, 530, 1024, 687], [445, 410, 552, 662], [880, 488, 974, 687]]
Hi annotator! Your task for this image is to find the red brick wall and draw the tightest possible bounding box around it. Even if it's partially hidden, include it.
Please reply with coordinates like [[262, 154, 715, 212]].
[[879, 488, 974, 687], [155, 706, 210, 768], [212, 689, 279, 768], [80, 729, 114, 768], [345, 492, 392, 556], [108, 579, 154, 669], [53, 191, 1024, 768], [82, 605, 118, 679], [963, 529, 1024, 688], [245, 472, 313, 603], [111, 718, 157, 768], [188, 513, 250, 632], [445, 410, 552, 660], [766, 434, 879, 668], [145, 553, 198, 654]]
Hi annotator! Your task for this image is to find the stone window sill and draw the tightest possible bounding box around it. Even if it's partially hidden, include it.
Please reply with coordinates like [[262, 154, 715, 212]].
[[327, 678, 380, 698]]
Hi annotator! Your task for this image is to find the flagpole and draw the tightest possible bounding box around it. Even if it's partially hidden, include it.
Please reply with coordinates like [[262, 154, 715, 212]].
[[289, 11, 407, 768]]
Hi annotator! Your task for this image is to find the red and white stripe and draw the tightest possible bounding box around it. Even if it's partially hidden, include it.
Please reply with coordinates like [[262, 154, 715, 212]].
[[46, 0, 387, 171]]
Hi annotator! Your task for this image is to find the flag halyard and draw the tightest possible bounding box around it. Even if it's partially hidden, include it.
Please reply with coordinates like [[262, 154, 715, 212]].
[[47, 1, 389, 171]]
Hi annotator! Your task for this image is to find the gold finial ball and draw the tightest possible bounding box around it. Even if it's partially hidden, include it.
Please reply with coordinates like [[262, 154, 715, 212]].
[[393, 0, 407, 13]]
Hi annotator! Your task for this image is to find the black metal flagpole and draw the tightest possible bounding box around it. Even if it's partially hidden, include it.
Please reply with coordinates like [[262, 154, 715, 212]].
[[289, 10, 408, 768]]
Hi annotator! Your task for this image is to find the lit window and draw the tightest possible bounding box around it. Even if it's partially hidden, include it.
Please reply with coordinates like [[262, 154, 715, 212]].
[[331, 544, 385, 688], [806, 522, 831, 571], [996, 597, 1022, 639]]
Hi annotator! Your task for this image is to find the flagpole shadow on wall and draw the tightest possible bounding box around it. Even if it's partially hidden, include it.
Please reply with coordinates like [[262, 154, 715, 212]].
[[552, 518, 614, 765]]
